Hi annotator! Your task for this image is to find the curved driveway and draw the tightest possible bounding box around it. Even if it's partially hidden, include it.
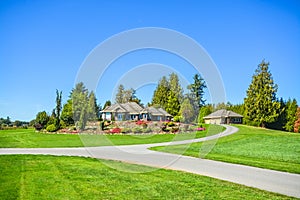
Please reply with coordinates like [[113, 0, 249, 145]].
[[1, 125, 300, 198]]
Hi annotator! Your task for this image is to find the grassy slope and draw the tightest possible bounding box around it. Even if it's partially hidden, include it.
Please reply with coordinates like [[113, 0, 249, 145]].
[[0, 124, 221, 148], [0, 155, 294, 200], [152, 125, 300, 174]]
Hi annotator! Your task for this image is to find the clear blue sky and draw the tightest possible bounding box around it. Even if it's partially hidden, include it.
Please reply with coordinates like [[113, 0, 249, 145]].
[[1, 0, 299, 121]]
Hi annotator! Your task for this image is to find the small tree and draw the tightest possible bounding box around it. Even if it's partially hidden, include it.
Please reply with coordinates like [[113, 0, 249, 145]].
[[284, 98, 298, 132], [294, 107, 300, 133], [166, 91, 180, 116], [54, 89, 62, 129], [198, 105, 212, 124], [35, 111, 49, 129], [61, 99, 74, 126]]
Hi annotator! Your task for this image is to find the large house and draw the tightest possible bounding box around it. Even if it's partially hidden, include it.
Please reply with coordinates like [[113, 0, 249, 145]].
[[101, 102, 172, 121], [203, 109, 243, 124]]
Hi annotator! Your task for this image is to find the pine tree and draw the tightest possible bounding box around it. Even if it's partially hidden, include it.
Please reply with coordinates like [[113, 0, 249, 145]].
[[244, 60, 280, 127], [284, 98, 298, 132], [187, 74, 206, 111]]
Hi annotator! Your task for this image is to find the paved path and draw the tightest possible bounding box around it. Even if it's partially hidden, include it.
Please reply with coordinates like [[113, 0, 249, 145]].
[[1, 125, 300, 198]]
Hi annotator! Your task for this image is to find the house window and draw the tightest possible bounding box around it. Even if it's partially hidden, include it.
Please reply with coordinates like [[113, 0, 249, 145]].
[[118, 114, 123, 121]]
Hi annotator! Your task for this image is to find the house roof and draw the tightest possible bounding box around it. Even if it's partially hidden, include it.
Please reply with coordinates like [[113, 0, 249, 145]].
[[101, 102, 143, 114], [158, 108, 172, 117], [141, 107, 164, 116], [203, 109, 243, 119], [102, 102, 172, 117]]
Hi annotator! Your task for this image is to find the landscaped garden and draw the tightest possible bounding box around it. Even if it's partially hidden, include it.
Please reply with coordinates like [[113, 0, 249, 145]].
[[151, 124, 300, 174], [0, 155, 295, 200], [0, 123, 220, 148]]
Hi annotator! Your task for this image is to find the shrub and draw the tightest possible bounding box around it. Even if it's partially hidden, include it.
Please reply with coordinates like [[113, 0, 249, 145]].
[[46, 124, 58, 132], [34, 123, 43, 131], [173, 116, 182, 122], [133, 126, 143, 134], [143, 128, 152, 133], [121, 128, 132, 134], [60, 120, 67, 129], [171, 127, 179, 133], [167, 122, 175, 127], [110, 128, 121, 134]]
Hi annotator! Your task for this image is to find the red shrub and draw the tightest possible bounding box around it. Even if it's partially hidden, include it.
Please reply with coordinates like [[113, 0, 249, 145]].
[[110, 128, 121, 134]]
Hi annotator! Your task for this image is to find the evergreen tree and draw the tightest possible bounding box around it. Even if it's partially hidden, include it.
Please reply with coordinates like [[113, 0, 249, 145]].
[[266, 98, 286, 130], [87, 91, 98, 121], [151, 76, 169, 108], [61, 99, 74, 126], [129, 89, 142, 105], [115, 85, 140, 104], [54, 89, 62, 129], [166, 91, 180, 116], [169, 73, 183, 103], [71, 82, 89, 130], [284, 98, 298, 132], [103, 100, 111, 109], [179, 98, 194, 123], [187, 74, 206, 111], [115, 84, 125, 103], [244, 60, 280, 127], [227, 103, 245, 116]]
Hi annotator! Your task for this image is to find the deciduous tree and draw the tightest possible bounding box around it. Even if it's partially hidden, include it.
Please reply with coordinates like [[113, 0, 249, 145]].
[[294, 107, 300, 133], [35, 111, 49, 129]]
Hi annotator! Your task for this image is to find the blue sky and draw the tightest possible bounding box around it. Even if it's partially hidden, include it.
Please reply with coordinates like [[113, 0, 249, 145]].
[[0, 0, 299, 121]]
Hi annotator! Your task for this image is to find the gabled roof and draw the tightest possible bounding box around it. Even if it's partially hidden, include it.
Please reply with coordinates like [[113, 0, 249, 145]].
[[101, 102, 172, 117], [203, 109, 243, 119], [101, 102, 143, 114], [101, 103, 127, 113]]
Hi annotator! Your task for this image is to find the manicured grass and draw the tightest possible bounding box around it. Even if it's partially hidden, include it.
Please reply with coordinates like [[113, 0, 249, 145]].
[[0, 155, 294, 200], [0, 124, 220, 148], [152, 125, 300, 174]]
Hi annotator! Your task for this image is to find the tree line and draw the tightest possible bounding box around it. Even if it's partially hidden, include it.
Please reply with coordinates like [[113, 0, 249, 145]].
[[34, 82, 100, 131], [198, 60, 300, 133], [31, 59, 299, 133]]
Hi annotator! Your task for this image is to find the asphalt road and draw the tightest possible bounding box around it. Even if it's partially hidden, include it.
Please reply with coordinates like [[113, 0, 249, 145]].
[[1, 125, 299, 198]]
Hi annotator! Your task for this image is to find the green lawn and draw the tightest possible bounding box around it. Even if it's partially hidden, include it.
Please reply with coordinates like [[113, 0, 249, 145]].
[[152, 125, 300, 174], [0, 155, 294, 200], [0, 124, 221, 148]]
